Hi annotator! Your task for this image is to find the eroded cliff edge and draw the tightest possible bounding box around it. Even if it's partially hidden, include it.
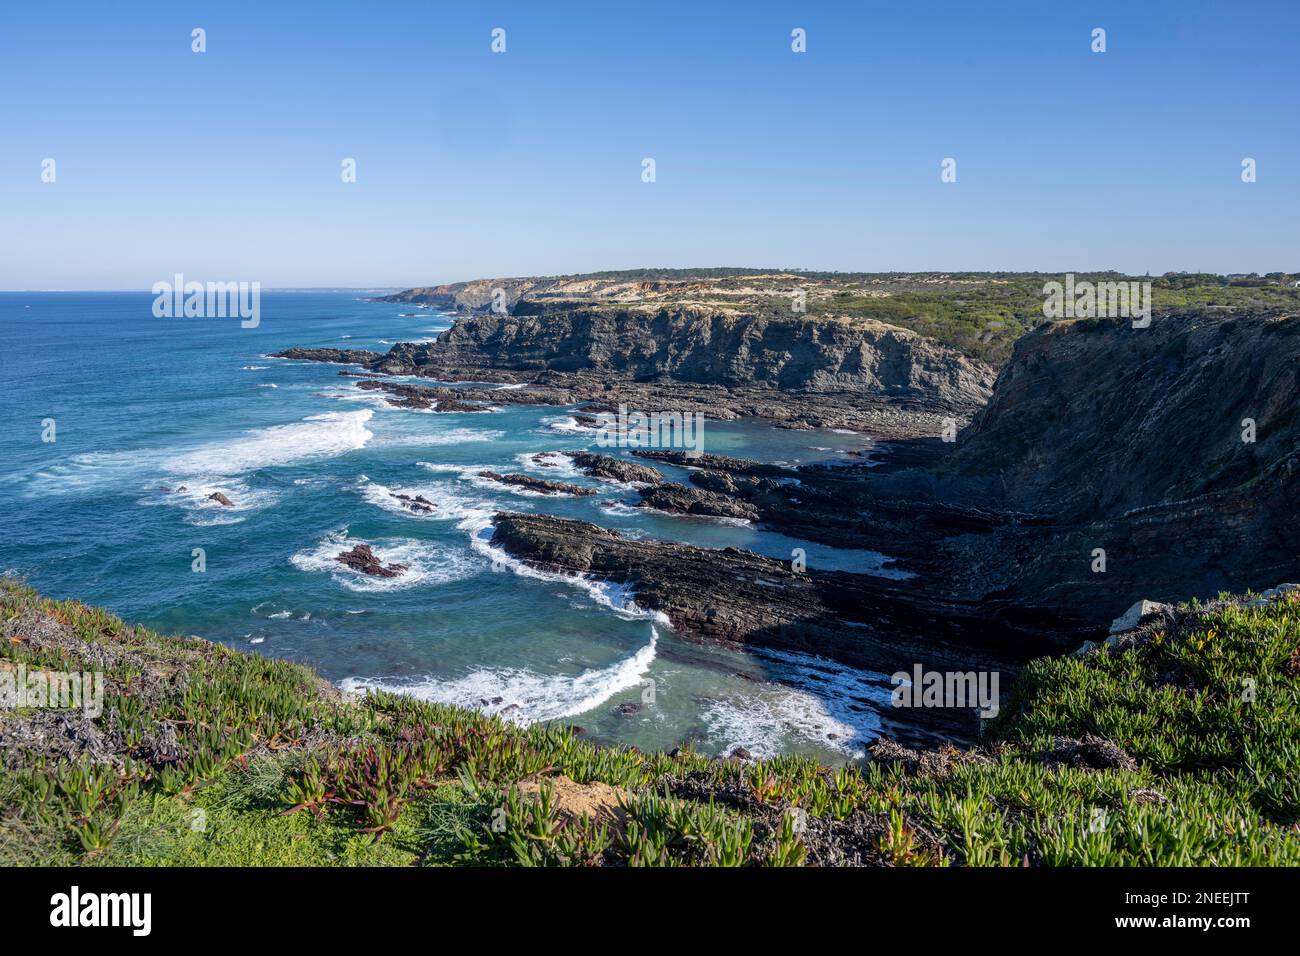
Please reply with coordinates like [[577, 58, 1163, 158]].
[[279, 300, 994, 434]]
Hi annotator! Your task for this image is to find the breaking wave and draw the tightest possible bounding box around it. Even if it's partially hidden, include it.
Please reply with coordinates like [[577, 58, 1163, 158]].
[[289, 529, 481, 593], [700, 648, 891, 759], [341, 626, 659, 725], [163, 410, 374, 476]]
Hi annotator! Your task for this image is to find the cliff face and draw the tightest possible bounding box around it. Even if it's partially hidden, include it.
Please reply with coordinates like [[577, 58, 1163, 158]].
[[892, 311, 1300, 614], [378, 277, 559, 312], [373, 304, 995, 411], [943, 312, 1300, 523]]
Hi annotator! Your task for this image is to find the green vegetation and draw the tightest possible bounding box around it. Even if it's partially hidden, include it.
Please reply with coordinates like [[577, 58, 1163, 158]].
[[808, 274, 1300, 364], [1, 578, 1296, 866], [545, 270, 1300, 364]]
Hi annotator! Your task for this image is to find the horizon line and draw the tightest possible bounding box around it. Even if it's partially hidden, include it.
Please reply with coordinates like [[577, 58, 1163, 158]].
[[3, 266, 1297, 294]]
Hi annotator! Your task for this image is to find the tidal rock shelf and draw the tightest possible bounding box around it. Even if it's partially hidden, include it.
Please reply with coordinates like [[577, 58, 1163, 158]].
[[488, 512, 1060, 674]]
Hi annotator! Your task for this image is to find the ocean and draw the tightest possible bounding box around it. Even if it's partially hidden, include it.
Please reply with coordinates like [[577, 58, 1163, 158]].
[[0, 291, 901, 762]]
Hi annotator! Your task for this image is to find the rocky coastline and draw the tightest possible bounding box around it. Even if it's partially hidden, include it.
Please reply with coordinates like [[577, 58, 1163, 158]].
[[275, 296, 993, 434], [273, 273, 1300, 744]]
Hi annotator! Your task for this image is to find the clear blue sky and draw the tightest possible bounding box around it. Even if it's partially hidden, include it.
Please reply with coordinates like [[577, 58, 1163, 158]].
[[1, 0, 1296, 288]]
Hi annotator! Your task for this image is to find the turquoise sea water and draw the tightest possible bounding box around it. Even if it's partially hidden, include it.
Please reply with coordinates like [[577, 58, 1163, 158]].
[[0, 292, 899, 762]]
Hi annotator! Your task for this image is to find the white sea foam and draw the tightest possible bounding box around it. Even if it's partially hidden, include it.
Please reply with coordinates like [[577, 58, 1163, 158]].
[[412, 462, 521, 499], [163, 410, 374, 477], [316, 387, 395, 410], [701, 649, 890, 759], [541, 415, 595, 436], [341, 626, 659, 725], [374, 428, 505, 448], [415, 462, 471, 474], [18, 453, 150, 497], [289, 529, 481, 593], [513, 451, 583, 479], [137, 479, 279, 526], [464, 514, 668, 624], [708, 515, 753, 527], [357, 477, 471, 521], [251, 601, 299, 620], [463, 470, 564, 498]]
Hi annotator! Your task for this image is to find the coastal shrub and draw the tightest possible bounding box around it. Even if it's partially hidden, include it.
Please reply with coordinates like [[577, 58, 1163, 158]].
[[1, 577, 1296, 866]]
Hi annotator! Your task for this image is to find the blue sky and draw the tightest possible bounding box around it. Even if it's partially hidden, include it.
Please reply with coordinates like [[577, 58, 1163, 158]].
[[1, 0, 1296, 288]]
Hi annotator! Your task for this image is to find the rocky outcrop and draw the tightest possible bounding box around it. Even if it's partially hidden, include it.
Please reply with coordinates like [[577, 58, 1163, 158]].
[[489, 512, 1072, 673], [1107, 600, 1172, 635], [933, 313, 1300, 522], [373, 277, 558, 313], [476, 472, 596, 497], [386, 303, 990, 403], [287, 286, 996, 432], [912, 312, 1300, 617], [388, 491, 435, 514], [631, 450, 792, 477], [359, 303, 993, 424], [335, 544, 407, 578], [638, 483, 760, 521], [350, 378, 573, 412], [564, 451, 663, 486], [208, 492, 233, 507], [272, 347, 383, 365]]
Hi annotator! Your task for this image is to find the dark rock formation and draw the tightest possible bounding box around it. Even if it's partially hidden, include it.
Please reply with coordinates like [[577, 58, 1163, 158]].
[[527, 452, 571, 469], [208, 492, 234, 507], [488, 512, 1069, 676], [638, 482, 760, 521], [632, 450, 792, 477], [350, 378, 571, 413], [335, 544, 407, 578], [484, 313, 1300, 734], [281, 297, 993, 433], [871, 311, 1300, 619], [273, 347, 383, 365], [381, 302, 991, 407], [476, 472, 596, 497], [389, 491, 435, 514], [564, 451, 663, 486]]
